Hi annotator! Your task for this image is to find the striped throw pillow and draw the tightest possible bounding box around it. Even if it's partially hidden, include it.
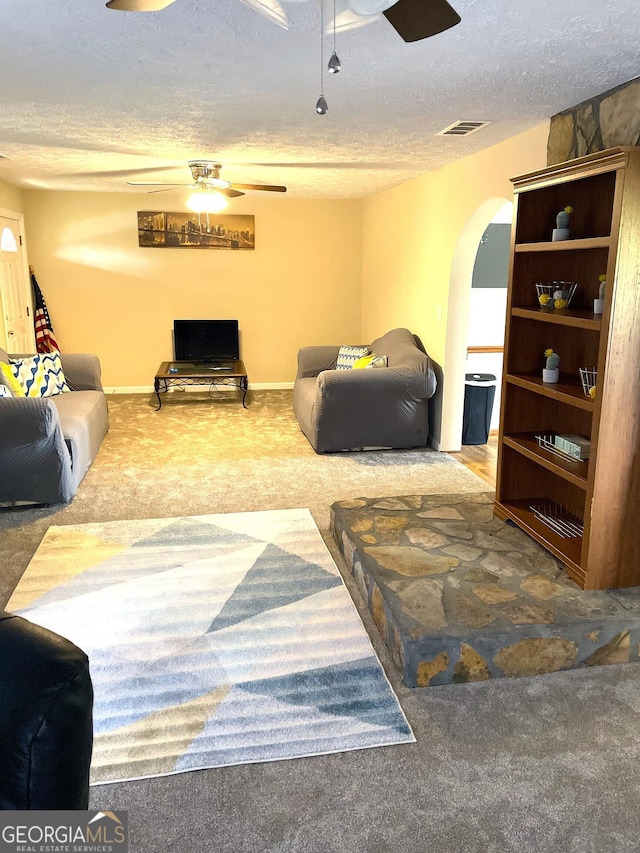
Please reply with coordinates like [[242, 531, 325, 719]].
[[336, 345, 369, 370]]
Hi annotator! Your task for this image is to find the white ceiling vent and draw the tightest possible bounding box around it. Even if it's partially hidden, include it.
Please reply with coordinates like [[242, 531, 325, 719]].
[[437, 120, 491, 137]]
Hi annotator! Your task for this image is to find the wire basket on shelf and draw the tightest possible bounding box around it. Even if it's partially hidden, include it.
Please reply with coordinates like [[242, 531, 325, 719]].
[[536, 433, 575, 463], [536, 433, 590, 462], [535, 281, 577, 309], [529, 502, 584, 539], [579, 368, 597, 398]]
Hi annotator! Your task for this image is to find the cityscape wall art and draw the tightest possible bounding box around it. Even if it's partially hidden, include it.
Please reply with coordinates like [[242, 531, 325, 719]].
[[137, 212, 255, 250]]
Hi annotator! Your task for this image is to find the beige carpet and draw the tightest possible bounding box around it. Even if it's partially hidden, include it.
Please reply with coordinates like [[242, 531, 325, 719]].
[[0, 390, 486, 605], [6, 393, 640, 853]]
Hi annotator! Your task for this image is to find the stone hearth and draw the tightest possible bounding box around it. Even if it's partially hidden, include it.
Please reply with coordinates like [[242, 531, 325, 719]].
[[331, 492, 640, 687]]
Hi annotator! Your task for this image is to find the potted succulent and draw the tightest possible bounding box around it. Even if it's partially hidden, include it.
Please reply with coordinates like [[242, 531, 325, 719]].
[[543, 348, 560, 383], [552, 206, 573, 241], [594, 274, 606, 314]]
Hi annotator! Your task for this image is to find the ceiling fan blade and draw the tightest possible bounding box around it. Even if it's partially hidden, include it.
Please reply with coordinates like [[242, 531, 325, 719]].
[[218, 188, 245, 198], [230, 183, 287, 193], [106, 0, 177, 10], [382, 0, 460, 42]]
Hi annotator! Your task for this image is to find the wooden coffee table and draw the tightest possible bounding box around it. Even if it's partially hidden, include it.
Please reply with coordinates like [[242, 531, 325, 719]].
[[154, 360, 248, 410]]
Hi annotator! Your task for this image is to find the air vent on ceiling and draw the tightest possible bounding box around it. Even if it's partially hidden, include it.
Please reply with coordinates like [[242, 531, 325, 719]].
[[437, 120, 491, 137]]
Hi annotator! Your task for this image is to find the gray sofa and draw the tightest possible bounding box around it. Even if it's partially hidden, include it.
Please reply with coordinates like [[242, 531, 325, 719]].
[[293, 327, 437, 453], [0, 347, 109, 505]]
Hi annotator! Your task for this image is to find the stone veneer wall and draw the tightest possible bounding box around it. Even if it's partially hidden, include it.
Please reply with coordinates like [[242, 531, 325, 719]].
[[547, 77, 640, 165]]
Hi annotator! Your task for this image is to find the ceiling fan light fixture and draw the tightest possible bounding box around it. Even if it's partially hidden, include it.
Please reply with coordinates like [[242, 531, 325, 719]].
[[186, 188, 229, 214], [188, 161, 233, 189], [198, 176, 231, 189]]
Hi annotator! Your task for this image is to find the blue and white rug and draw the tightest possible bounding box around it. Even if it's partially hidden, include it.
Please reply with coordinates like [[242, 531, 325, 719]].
[[8, 508, 414, 784]]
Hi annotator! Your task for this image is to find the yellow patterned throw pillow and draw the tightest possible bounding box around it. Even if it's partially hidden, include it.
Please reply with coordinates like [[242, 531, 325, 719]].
[[0, 362, 25, 397], [352, 355, 376, 369], [353, 354, 388, 369], [9, 352, 70, 397]]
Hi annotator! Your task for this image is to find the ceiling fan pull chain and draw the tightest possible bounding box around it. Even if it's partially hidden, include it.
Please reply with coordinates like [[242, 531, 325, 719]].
[[328, 0, 341, 73], [315, 0, 328, 114]]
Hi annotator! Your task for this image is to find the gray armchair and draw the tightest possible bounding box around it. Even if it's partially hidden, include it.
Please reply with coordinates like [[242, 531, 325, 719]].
[[293, 328, 437, 453], [0, 348, 109, 505]]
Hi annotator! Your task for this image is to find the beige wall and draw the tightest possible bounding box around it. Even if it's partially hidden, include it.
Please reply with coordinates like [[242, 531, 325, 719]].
[[21, 191, 363, 388], [361, 123, 550, 449], [0, 179, 23, 212]]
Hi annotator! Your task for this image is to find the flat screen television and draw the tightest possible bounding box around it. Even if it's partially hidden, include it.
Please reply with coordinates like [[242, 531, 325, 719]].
[[173, 319, 239, 362]]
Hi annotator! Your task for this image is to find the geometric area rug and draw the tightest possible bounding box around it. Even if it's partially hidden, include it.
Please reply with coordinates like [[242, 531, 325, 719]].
[[7, 508, 414, 785]]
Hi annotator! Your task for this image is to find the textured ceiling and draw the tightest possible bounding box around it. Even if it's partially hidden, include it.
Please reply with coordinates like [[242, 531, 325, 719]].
[[1, 0, 639, 199]]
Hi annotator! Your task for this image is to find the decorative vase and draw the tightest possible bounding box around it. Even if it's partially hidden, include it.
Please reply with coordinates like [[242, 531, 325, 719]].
[[593, 298, 604, 315], [542, 368, 559, 383], [552, 228, 570, 242]]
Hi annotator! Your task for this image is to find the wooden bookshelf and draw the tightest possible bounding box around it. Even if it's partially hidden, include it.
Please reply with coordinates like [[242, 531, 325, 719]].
[[495, 147, 640, 590]]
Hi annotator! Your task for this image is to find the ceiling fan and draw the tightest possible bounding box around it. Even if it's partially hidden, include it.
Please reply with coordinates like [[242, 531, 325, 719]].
[[106, 0, 461, 44], [127, 161, 287, 213], [127, 160, 287, 197]]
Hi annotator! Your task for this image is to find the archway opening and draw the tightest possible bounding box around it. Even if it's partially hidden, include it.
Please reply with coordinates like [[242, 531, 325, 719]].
[[437, 197, 512, 451]]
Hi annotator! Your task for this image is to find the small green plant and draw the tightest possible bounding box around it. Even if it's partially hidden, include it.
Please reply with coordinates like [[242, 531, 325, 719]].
[[598, 274, 606, 300], [544, 348, 560, 370], [556, 206, 573, 229]]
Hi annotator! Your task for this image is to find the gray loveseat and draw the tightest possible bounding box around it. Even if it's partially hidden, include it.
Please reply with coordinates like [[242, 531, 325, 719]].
[[0, 348, 109, 505], [293, 327, 437, 453]]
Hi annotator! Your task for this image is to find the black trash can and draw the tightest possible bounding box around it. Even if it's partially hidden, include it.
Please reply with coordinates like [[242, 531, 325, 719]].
[[462, 373, 497, 445]]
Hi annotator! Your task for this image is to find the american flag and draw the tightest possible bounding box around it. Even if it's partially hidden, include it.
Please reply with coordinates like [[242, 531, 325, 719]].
[[31, 271, 60, 353]]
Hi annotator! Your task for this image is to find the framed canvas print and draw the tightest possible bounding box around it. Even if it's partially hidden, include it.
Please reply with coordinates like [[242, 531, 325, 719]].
[[138, 212, 255, 249]]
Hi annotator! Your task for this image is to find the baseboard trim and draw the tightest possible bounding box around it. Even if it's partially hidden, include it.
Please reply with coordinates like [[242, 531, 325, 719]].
[[103, 382, 294, 394], [248, 382, 294, 391]]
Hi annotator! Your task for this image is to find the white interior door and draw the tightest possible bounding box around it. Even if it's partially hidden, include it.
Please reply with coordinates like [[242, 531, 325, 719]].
[[0, 213, 34, 353]]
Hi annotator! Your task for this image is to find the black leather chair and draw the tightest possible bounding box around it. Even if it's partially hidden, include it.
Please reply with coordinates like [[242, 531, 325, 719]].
[[0, 611, 93, 809]]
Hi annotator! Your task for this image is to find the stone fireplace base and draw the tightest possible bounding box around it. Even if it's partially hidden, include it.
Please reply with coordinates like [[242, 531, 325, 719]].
[[330, 492, 640, 687]]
